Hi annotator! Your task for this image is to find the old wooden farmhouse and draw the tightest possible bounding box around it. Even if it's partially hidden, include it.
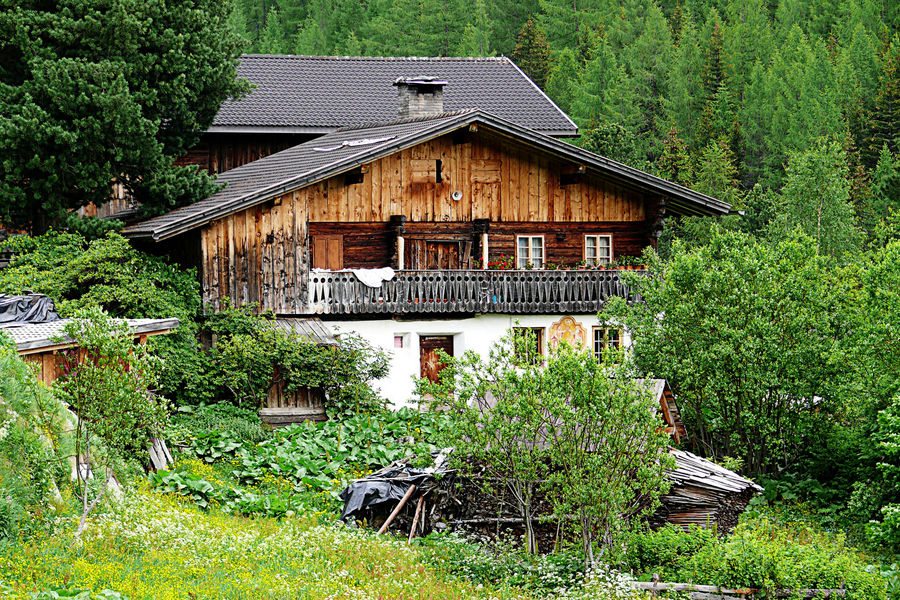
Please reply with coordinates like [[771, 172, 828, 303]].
[[123, 60, 730, 406]]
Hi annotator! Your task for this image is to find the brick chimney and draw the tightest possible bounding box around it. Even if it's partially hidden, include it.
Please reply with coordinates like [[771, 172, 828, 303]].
[[393, 76, 447, 119]]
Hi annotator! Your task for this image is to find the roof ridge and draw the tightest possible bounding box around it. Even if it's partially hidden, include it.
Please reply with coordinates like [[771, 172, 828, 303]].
[[239, 54, 508, 62], [334, 109, 478, 132]]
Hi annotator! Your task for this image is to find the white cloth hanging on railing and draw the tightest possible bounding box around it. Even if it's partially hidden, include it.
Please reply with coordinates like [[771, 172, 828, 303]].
[[349, 267, 395, 288]]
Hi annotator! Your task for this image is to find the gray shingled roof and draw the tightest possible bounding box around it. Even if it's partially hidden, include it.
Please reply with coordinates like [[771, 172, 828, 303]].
[[211, 55, 577, 136], [124, 110, 731, 242], [5, 318, 180, 354]]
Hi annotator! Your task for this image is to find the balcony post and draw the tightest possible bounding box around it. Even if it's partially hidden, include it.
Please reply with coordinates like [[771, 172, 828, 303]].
[[473, 219, 490, 269], [389, 215, 407, 270]]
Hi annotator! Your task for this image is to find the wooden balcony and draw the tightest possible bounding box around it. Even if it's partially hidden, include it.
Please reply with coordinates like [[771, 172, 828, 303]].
[[306, 269, 636, 315]]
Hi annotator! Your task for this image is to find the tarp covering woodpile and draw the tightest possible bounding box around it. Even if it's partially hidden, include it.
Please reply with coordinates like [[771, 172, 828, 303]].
[[651, 448, 764, 533]]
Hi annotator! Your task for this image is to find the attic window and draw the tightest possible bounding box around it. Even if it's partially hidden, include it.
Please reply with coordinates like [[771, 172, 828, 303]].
[[435, 160, 442, 184], [313, 135, 397, 152]]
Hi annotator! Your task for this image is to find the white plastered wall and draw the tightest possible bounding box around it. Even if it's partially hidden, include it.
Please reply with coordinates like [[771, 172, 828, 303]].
[[327, 313, 631, 407]]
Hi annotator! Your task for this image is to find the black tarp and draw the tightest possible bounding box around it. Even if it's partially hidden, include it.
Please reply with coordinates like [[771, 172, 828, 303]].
[[0, 294, 60, 326], [339, 449, 453, 523]]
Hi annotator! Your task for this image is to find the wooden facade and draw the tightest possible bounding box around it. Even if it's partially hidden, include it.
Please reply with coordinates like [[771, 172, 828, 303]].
[[175, 133, 315, 174], [198, 129, 661, 314]]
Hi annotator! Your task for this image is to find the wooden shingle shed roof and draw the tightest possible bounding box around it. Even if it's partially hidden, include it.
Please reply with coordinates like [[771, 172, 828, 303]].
[[124, 110, 731, 242], [270, 318, 337, 346], [212, 54, 578, 137]]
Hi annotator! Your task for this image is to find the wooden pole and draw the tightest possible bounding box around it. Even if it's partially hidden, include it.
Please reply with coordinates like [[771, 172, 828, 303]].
[[377, 484, 417, 535], [407, 494, 425, 543]]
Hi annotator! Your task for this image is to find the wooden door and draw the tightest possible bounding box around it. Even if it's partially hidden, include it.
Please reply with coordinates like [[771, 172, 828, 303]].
[[312, 235, 343, 270], [407, 239, 473, 269], [420, 335, 454, 382], [426, 241, 460, 269]]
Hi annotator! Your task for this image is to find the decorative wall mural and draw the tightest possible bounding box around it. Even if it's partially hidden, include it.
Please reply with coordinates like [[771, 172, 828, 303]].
[[549, 316, 587, 349]]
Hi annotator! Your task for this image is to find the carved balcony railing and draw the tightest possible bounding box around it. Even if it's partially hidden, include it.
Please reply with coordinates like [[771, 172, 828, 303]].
[[306, 269, 639, 315]]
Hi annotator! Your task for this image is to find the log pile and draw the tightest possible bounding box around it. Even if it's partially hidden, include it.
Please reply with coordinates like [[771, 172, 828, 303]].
[[347, 448, 763, 544], [650, 449, 763, 534]]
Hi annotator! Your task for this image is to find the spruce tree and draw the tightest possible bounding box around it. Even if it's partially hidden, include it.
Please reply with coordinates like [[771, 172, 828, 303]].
[[657, 126, 694, 185], [511, 20, 552, 89], [258, 7, 289, 53], [866, 39, 900, 165], [455, 0, 494, 56]]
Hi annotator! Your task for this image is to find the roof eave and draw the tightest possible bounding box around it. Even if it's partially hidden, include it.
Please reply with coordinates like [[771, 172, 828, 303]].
[[207, 125, 337, 135]]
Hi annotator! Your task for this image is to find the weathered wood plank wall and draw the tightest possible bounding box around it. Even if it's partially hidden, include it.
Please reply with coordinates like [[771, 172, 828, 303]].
[[308, 221, 650, 269], [305, 132, 647, 224], [200, 129, 659, 312], [175, 133, 314, 174]]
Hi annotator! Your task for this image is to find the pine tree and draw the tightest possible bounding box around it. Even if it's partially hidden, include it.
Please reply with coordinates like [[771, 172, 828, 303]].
[[694, 137, 740, 203], [701, 11, 726, 99], [663, 9, 704, 152], [571, 35, 623, 125], [617, 3, 674, 162], [0, 0, 248, 231], [538, 0, 607, 53], [511, 20, 552, 89], [455, 0, 493, 56], [871, 144, 900, 221], [723, 0, 774, 94], [698, 82, 738, 150]]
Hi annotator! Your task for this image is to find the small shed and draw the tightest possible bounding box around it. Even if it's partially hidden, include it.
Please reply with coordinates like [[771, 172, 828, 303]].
[[259, 318, 337, 426], [0, 294, 178, 386]]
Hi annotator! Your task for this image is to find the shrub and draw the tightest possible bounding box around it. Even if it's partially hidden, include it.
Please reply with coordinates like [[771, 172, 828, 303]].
[[624, 525, 717, 580], [678, 514, 888, 599], [0, 333, 69, 540], [170, 404, 271, 445], [420, 531, 586, 594]]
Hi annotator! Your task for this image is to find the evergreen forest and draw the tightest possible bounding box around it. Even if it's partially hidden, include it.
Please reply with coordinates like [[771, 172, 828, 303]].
[[233, 0, 899, 250]]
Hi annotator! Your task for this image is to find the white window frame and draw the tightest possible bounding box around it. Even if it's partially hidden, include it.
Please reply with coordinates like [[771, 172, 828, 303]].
[[593, 326, 622, 361], [513, 326, 545, 364], [516, 235, 545, 269], [584, 234, 613, 267]]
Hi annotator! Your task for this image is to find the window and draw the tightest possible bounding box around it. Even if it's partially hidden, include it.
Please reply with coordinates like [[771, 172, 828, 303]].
[[513, 327, 544, 365], [593, 327, 622, 362], [584, 235, 612, 266], [516, 236, 544, 269]]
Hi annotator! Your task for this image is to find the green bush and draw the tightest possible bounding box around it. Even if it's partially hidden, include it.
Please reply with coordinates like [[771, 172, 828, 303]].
[[170, 404, 271, 444], [678, 515, 888, 599], [0, 333, 69, 540], [624, 525, 717, 580], [420, 532, 586, 594]]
